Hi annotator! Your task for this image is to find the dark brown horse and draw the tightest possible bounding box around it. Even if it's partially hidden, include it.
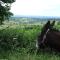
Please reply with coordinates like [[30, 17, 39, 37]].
[[36, 21, 60, 52]]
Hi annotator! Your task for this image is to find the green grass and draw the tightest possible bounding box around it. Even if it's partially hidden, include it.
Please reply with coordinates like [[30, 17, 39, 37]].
[[0, 24, 42, 51], [0, 21, 60, 60], [0, 50, 60, 60]]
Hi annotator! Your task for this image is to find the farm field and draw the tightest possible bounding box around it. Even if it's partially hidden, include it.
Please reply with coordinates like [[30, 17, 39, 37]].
[[0, 21, 60, 60]]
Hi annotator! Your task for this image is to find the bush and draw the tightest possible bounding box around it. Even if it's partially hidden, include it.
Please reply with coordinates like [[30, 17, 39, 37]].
[[0, 25, 41, 52]]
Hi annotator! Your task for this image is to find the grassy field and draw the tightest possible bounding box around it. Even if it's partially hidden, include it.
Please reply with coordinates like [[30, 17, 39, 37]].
[[0, 21, 60, 60], [0, 51, 60, 60]]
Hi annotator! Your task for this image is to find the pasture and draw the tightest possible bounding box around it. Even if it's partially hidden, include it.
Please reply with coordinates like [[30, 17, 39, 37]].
[[0, 21, 60, 60]]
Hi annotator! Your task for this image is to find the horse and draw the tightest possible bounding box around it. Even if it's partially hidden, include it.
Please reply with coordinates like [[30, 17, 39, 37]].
[[36, 20, 60, 52]]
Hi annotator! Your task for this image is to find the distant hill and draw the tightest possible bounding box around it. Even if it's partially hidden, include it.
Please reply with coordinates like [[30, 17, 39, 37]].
[[9, 16, 60, 24]]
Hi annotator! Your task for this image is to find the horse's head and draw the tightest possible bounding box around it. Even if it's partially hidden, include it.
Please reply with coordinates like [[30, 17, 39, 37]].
[[36, 20, 55, 49]]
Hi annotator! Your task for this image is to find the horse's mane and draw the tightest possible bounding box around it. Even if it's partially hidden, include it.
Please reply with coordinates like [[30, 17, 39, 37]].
[[40, 21, 50, 38]]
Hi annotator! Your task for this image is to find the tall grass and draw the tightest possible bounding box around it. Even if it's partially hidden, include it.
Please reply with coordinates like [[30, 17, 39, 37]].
[[0, 23, 60, 60], [0, 25, 42, 52], [0, 50, 60, 60]]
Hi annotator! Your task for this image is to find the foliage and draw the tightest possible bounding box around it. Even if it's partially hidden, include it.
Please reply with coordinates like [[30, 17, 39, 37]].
[[0, 23, 60, 60], [0, 25, 41, 52], [0, 0, 15, 24]]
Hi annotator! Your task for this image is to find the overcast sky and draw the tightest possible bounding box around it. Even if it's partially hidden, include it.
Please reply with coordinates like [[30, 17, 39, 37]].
[[10, 0, 60, 16]]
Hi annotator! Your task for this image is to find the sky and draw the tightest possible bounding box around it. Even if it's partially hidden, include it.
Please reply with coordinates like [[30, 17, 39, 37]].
[[10, 0, 60, 16]]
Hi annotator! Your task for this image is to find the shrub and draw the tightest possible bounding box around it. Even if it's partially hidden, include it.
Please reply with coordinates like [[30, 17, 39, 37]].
[[0, 25, 41, 52]]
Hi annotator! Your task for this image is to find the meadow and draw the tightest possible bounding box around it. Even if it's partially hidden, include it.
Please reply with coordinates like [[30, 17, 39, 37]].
[[0, 21, 60, 60]]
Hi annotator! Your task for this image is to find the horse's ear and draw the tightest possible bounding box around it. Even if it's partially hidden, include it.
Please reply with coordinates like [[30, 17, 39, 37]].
[[45, 20, 50, 28], [51, 20, 55, 27], [46, 20, 50, 26], [42, 20, 50, 30]]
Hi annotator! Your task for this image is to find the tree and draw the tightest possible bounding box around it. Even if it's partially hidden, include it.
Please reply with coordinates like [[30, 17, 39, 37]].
[[0, 0, 15, 24]]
